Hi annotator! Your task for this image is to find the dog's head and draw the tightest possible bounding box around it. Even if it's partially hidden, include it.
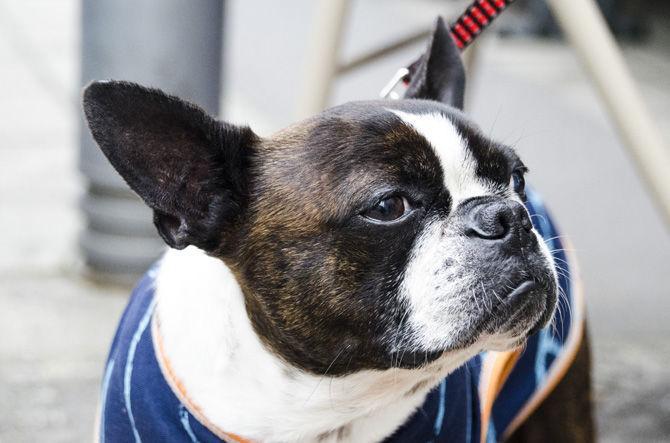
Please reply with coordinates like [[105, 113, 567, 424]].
[[83, 18, 557, 376]]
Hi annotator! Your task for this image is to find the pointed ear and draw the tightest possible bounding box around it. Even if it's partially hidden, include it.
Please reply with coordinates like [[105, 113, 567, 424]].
[[83, 81, 258, 252], [403, 17, 466, 109]]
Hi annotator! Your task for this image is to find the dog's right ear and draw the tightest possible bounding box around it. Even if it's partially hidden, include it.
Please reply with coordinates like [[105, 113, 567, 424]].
[[403, 17, 466, 109], [83, 81, 258, 253]]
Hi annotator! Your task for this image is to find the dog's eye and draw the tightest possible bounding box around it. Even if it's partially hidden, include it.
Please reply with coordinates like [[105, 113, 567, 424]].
[[510, 170, 526, 199], [363, 195, 410, 223]]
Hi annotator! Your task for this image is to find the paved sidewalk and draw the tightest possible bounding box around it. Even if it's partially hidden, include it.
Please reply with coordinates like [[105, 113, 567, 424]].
[[0, 277, 125, 442]]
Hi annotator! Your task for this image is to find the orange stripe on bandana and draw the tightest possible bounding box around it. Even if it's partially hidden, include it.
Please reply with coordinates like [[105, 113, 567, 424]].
[[478, 348, 522, 442]]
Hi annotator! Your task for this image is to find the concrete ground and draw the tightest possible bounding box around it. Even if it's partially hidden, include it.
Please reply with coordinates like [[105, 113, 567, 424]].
[[0, 0, 668, 441]]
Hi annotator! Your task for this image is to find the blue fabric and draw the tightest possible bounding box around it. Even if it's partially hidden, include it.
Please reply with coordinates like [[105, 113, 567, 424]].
[[384, 358, 483, 443], [99, 187, 575, 442], [100, 269, 221, 443]]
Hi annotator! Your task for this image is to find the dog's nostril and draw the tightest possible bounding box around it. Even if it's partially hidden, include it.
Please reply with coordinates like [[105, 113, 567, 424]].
[[465, 201, 511, 240]]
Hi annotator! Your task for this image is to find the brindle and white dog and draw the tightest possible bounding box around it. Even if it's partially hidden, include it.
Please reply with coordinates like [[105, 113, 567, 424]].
[[85, 18, 593, 443]]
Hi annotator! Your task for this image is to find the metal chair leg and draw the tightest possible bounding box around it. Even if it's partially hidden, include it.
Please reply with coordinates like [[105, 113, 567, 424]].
[[296, 0, 350, 119], [547, 0, 670, 225]]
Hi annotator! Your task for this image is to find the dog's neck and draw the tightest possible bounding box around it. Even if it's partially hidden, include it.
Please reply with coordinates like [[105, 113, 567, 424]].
[[154, 247, 476, 442]]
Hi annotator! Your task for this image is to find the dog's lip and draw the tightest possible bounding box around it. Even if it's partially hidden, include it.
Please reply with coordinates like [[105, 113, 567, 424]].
[[503, 280, 537, 309], [439, 280, 542, 352], [482, 279, 539, 332]]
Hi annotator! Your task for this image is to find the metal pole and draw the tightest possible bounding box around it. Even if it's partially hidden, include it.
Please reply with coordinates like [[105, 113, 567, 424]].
[[547, 0, 670, 226], [337, 28, 432, 76], [80, 0, 224, 284], [296, 0, 349, 119]]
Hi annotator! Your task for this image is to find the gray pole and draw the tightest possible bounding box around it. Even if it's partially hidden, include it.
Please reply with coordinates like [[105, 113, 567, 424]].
[[80, 0, 224, 284]]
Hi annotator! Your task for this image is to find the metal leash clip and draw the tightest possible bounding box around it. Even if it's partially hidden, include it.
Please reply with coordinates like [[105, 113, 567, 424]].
[[380, 1, 517, 100], [379, 67, 409, 100]]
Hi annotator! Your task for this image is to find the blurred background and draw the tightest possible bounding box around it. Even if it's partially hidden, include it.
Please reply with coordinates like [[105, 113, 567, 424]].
[[0, 0, 668, 441]]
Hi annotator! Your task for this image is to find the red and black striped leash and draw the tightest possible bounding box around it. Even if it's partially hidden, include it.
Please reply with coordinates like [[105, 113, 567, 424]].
[[381, 0, 516, 98], [451, 0, 516, 50]]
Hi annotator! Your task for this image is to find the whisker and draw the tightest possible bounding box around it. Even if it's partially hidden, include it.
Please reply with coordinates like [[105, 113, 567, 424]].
[[548, 247, 577, 254], [491, 289, 504, 305], [553, 269, 573, 285], [471, 288, 483, 314], [551, 256, 572, 267], [480, 282, 493, 314], [543, 235, 567, 244], [529, 213, 548, 225], [550, 285, 572, 335], [304, 345, 348, 406]]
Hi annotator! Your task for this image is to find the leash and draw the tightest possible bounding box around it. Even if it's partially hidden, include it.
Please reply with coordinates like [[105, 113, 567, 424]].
[[380, 0, 516, 99]]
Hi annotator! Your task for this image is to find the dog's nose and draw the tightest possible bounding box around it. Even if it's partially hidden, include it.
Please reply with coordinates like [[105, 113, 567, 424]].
[[464, 198, 531, 241]]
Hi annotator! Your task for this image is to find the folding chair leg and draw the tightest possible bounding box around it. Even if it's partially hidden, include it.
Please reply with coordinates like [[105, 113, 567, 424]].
[[547, 0, 670, 225], [297, 0, 350, 119]]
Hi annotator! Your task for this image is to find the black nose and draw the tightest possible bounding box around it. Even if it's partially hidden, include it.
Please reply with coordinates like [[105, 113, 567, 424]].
[[464, 198, 532, 241]]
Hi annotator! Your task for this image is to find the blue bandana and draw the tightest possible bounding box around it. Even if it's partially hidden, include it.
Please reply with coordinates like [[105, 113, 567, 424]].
[[99, 187, 584, 443]]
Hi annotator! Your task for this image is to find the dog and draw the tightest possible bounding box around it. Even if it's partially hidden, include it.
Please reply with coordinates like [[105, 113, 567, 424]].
[[84, 18, 593, 443]]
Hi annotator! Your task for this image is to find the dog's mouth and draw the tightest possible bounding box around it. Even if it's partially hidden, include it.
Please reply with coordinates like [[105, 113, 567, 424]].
[[488, 280, 539, 324], [445, 272, 557, 355], [387, 280, 554, 369], [481, 276, 557, 340]]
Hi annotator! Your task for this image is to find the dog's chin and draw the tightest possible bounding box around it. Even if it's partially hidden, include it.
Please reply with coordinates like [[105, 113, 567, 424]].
[[382, 274, 557, 370], [386, 349, 445, 370], [478, 334, 528, 352], [478, 282, 558, 352], [485, 284, 548, 330], [433, 280, 557, 357], [383, 305, 549, 370]]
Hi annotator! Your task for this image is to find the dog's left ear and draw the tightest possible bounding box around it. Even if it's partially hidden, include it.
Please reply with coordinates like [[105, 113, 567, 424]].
[[83, 81, 258, 253], [404, 16, 465, 110]]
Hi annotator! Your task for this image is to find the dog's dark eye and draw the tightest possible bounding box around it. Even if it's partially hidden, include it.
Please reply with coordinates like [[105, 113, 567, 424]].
[[363, 196, 410, 223], [510, 170, 526, 198]]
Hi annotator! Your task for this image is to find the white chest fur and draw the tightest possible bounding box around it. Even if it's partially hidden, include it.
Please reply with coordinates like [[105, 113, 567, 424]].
[[153, 247, 477, 442]]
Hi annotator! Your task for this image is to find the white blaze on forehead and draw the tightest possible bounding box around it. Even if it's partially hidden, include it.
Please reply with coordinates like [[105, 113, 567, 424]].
[[390, 110, 491, 204], [390, 110, 500, 352]]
